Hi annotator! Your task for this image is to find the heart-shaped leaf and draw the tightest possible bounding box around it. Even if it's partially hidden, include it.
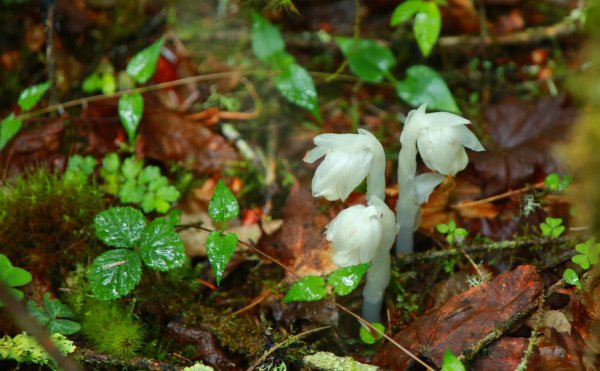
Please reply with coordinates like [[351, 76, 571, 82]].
[[274, 63, 321, 121], [283, 276, 327, 303], [89, 249, 142, 300], [94, 207, 146, 248], [328, 263, 370, 296], [206, 232, 238, 285], [118, 93, 144, 143], [359, 322, 385, 344], [139, 218, 185, 271], [396, 65, 459, 113], [208, 180, 239, 223], [572, 255, 590, 270], [336, 37, 396, 83]]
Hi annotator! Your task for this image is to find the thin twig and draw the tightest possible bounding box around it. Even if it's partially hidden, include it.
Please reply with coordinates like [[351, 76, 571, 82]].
[[247, 326, 331, 371]]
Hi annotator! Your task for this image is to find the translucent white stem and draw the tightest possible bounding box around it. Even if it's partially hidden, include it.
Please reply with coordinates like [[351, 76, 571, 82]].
[[366, 137, 386, 202], [362, 247, 391, 323]]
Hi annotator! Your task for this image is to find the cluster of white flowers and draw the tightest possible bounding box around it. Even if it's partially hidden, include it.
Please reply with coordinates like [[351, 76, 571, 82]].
[[304, 104, 484, 322]]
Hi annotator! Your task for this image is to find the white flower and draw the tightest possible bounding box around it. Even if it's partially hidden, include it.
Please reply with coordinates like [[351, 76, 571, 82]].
[[326, 196, 397, 267], [304, 129, 385, 201], [399, 104, 484, 177]]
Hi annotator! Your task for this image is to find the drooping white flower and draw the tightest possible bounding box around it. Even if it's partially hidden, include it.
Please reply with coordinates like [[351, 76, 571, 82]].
[[304, 129, 385, 201], [399, 104, 484, 177]]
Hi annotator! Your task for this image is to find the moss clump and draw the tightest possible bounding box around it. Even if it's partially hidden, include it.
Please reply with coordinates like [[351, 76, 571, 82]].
[[0, 167, 105, 269], [80, 300, 146, 359], [183, 304, 264, 357]]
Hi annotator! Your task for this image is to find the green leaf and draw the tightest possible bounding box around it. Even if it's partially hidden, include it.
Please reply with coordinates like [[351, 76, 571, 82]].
[[454, 228, 468, 238], [3, 267, 32, 287], [0, 254, 10, 271], [121, 157, 144, 179], [119, 179, 145, 204], [328, 263, 370, 296], [94, 207, 146, 248], [336, 37, 397, 83], [274, 63, 321, 121], [0, 114, 23, 150], [436, 223, 449, 234], [572, 255, 590, 270], [102, 153, 121, 173], [414, 2, 441, 57], [139, 218, 185, 271], [208, 180, 239, 223], [540, 223, 551, 237], [206, 232, 238, 286], [89, 249, 142, 300], [448, 220, 456, 231], [118, 93, 144, 143], [544, 173, 572, 192], [126, 37, 165, 84], [42, 292, 75, 319], [27, 300, 50, 326], [359, 322, 385, 344], [18, 81, 50, 111], [48, 319, 81, 336], [563, 268, 581, 289], [553, 226, 565, 238], [546, 217, 562, 228], [251, 12, 285, 62], [441, 349, 466, 371], [283, 276, 327, 303], [390, 0, 422, 26], [396, 65, 460, 113]]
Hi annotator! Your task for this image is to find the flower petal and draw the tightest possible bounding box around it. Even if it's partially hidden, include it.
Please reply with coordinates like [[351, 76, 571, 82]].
[[312, 149, 372, 200], [452, 125, 485, 152], [303, 146, 326, 163], [414, 172, 445, 203]]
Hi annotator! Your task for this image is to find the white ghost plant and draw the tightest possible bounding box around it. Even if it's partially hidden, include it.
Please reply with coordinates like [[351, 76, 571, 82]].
[[396, 104, 484, 253]]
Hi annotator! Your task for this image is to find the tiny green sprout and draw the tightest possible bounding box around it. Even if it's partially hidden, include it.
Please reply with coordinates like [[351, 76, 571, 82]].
[[572, 238, 600, 269], [441, 350, 465, 371], [540, 217, 565, 238], [544, 173, 573, 192], [443, 258, 457, 274], [0, 253, 32, 306], [563, 268, 582, 289], [359, 322, 385, 345], [436, 220, 468, 245]]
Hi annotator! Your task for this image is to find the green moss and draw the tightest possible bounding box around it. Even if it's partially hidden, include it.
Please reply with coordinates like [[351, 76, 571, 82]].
[[0, 167, 105, 269], [80, 300, 146, 359]]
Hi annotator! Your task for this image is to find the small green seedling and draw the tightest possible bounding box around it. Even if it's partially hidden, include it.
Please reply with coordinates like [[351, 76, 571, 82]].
[[436, 220, 468, 245], [27, 293, 81, 335], [563, 268, 582, 289], [390, 0, 442, 57], [544, 173, 573, 192], [206, 180, 240, 285], [540, 217, 565, 238], [571, 238, 600, 269], [0, 253, 32, 306], [63, 155, 97, 185], [441, 350, 465, 371], [89, 206, 185, 300], [283, 263, 370, 303], [359, 322, 385, 345]]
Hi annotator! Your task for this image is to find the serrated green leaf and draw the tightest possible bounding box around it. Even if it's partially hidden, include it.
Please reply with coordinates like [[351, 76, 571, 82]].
[[359, 322, 385, 344], [563, 268, 581, 289], [208, 180, 239, 223], [102, 153, 121, 173], [390, 0, 421, 26], [251, 12, 285, 62], [336, 37, 396, 83], [139, 166, 161, 184], [3, 267, 32, 287], [274, 63, 321, 121], [396, 65, 459, 113], [48, 319, 81, 336], [414, 2, 441, 57], [206, 232, 238, 286], [441, 350, 465, 371], [328, 263, 370, 296], [18, 81, 50, 111], [1, 114, 23, 150], [119, 179, 145, 204], [118, 93, 144, 143], [94, 207, 146, 248], [283, 276, 327, 303], [122, 157, 143, 179], [89, 249, 142, 300], [139, 218, 185, 271], [126, 37, 165, 84]]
